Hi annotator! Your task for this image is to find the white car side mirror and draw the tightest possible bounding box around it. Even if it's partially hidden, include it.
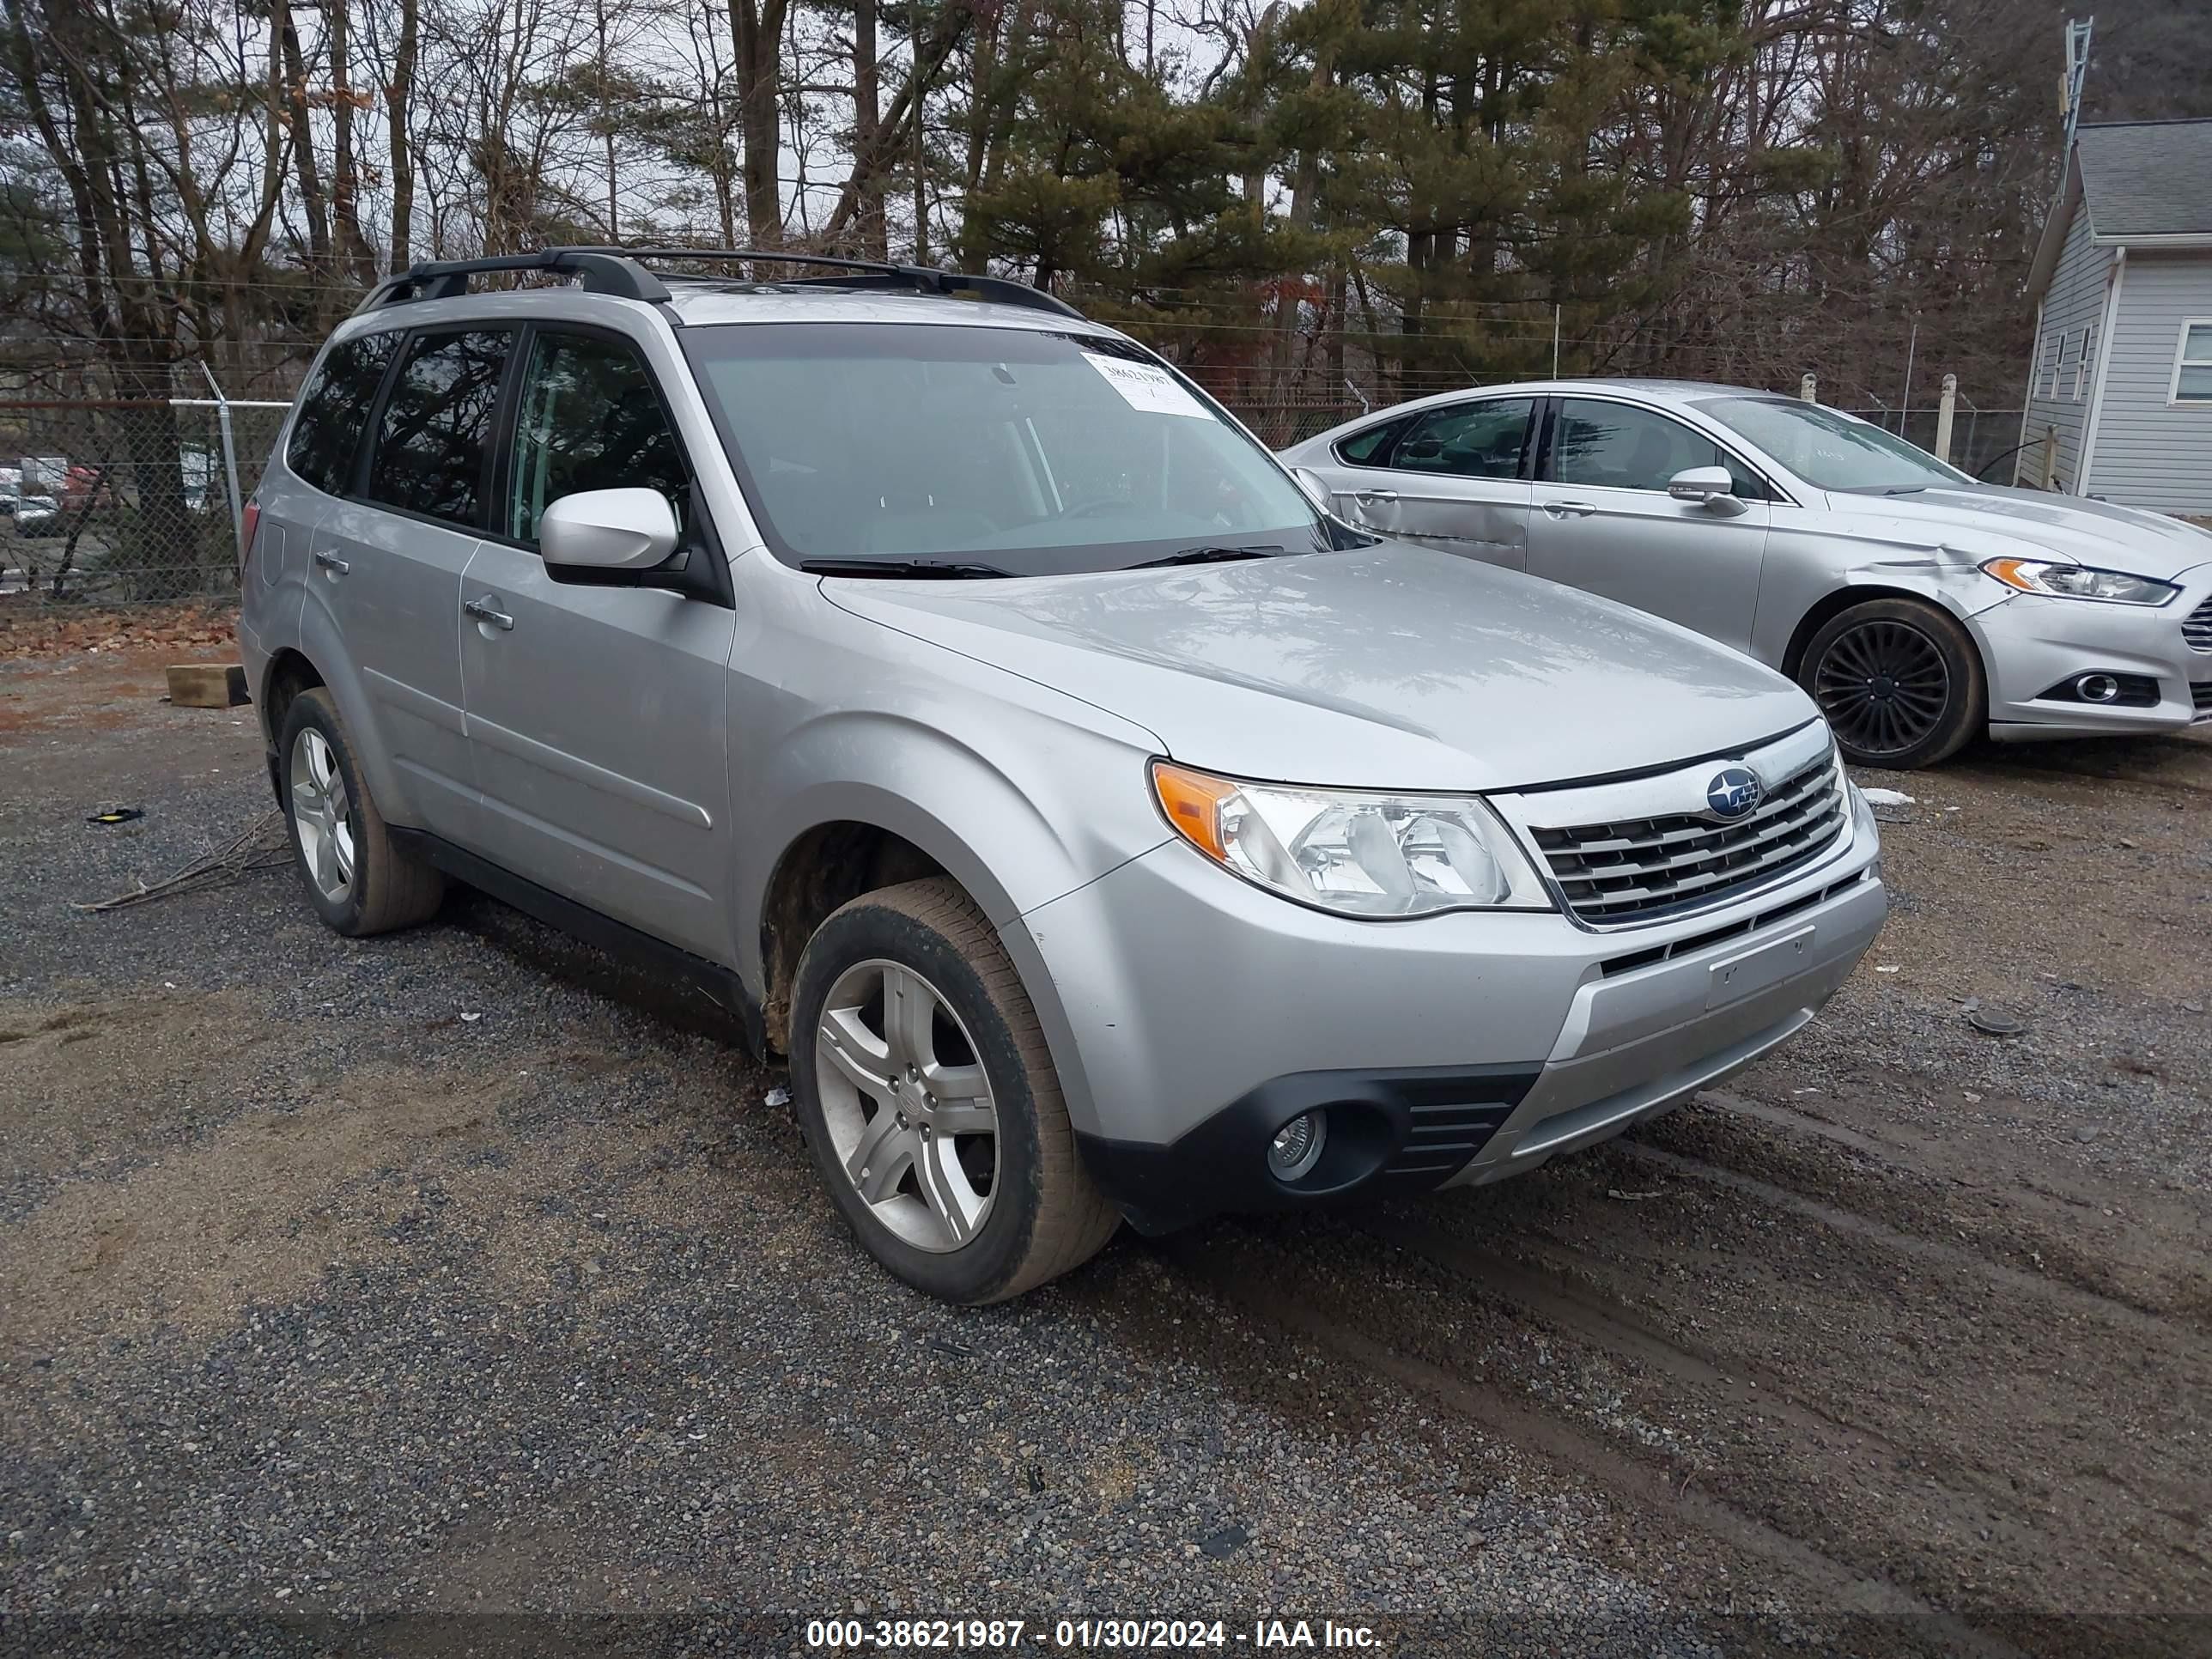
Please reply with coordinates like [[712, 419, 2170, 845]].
[[540, 487, 681, 570], [1667, 466, 1747, 516]]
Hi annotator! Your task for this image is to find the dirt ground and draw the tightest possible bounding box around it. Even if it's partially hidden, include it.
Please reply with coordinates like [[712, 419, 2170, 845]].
[[3, 622, 2209, 1657]]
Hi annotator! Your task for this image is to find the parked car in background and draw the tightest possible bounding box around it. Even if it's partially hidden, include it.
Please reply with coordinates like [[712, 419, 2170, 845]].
[[240, 252, 1884, 1304], [14, 494, 62, 537], [1280, 380, 2212, 768]]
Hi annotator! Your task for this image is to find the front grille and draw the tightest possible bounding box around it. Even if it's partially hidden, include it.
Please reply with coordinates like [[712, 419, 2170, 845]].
[[2185, 595, 2212, 653], [2193, 681, 2212, 717], [1531, 753, 1848, 926]]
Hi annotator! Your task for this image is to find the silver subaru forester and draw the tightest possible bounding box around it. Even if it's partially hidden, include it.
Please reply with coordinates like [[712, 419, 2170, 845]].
[[238, 249, 1886, 1303]]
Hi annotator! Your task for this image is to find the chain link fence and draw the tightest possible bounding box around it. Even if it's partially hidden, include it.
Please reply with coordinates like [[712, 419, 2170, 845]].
[[0, 379, 2032, 609], [0, 399, 288, 605]]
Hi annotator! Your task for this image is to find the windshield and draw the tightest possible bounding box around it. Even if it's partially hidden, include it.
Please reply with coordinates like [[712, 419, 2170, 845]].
[[680, 322, 1326, 574], [1693, 397, 1971, 493]]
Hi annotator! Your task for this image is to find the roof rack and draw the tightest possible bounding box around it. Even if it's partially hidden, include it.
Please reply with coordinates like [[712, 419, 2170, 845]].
[[354, 246, 1085, 323], [356, 249, 671, 312]]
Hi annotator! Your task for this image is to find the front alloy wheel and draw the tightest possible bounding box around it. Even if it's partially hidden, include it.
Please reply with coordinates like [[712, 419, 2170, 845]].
[[787, 877, 1120, 1303], [1799, 597, 1984, 769], [1813, 619, 1950, 758], [816, 959, 1000, 1252]]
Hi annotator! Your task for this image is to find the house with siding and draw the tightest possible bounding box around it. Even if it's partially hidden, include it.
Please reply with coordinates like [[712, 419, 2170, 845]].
[[2017, 119, 2212, 515]]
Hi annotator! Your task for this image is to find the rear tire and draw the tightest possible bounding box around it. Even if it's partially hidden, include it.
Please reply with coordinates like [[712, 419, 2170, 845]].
[[279, 688, 445, 937], [788, 877, 1119, 1304], [1798, 597, 1984, 769]]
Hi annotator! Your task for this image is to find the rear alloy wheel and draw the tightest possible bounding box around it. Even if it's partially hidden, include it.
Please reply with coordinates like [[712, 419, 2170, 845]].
[[789, 877, 1120, 1303], [278, 688, 445, 936], [1801, 598, 1984, 769]]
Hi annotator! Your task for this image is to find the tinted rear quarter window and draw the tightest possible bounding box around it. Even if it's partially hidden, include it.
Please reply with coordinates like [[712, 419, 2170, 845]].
[[1335, 415, 1413, 466], [287, 331, 401, 495], [367, 329, 513, 527]]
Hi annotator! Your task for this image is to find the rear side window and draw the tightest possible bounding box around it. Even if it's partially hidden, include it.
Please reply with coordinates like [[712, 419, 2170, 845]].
[[287, 331, 400, 495], [366, 329, 514, 527], [507, 331, 688, 544], [1393, 398, 1534, 479]]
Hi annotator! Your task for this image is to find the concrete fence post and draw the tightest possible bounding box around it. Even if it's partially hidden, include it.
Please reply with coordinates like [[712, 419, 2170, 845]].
[[1800, 373, 1817, 404], [1934, 374, 1958, 465]]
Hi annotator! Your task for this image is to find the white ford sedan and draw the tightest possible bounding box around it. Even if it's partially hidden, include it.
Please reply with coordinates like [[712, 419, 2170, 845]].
[[1281, 380, 2212, 768]]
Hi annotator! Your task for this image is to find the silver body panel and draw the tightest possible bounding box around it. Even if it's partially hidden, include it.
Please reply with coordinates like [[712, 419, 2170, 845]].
[[241, 291, 1886, 1189], [1281, 379, 2212, 741]]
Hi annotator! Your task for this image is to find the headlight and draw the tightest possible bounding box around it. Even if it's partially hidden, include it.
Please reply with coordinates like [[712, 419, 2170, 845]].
[[1150, 761, 1553, 918], [1979, 557, 2178, 606]]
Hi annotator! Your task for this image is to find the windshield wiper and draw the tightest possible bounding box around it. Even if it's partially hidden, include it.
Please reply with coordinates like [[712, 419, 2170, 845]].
[[1127, 543, 1284, 569], [1881, 485, 1929, 495], [800, 556, 1015, 580]]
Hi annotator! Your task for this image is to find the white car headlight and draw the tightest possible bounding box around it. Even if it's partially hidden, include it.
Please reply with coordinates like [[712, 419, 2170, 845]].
[[1152, 761, 1553, 918], [1980, 557, 2179, 606]]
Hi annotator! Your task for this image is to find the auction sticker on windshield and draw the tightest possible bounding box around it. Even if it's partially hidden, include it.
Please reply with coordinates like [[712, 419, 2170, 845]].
[[1084, 351, 1211, 419]]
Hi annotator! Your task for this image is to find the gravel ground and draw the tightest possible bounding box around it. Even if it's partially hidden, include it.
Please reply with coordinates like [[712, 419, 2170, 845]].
[[3, 636, 2209, 1659]]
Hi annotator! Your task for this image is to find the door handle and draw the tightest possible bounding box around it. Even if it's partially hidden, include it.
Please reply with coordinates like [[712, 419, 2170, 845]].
[[463, 596, 514, 631], [312, 550, 350, 574], [1540, 500, 1597, 518], [1353, 489, 1398, 504]]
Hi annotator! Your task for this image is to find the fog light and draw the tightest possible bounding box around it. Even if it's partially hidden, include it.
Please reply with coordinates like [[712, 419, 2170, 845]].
[[2077, 673, 2120, 704], [1267, 1112, 1326, 1182]]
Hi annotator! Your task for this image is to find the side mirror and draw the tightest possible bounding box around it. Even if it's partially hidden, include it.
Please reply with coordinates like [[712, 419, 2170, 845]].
[[1667, 466, 1747, 515], [1289, 465, 1332, 511], [539, 487, 680, 571]]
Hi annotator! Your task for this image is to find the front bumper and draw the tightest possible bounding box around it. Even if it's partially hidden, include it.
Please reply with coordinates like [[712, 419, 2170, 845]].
[[1031, 786, 1887, 1230], [1972, 563, 2212, 740]]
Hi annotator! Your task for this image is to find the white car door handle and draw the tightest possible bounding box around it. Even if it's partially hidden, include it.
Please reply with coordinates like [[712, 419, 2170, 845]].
[[1354, 489, 1398, 504], [463, 596, 514, 630], [1540, 500, 1597, 518], [312, 550, 350, 574]]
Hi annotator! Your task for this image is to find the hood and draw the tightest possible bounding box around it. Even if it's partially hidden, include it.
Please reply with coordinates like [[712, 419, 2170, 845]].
[[824, 542, 1818, 793], [1819, 484, 2212, 580]]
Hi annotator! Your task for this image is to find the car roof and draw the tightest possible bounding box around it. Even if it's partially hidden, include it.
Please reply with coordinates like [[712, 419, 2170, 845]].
[[659, 281, 1116, 335], [1381, 376, 1783, 408], [330, 269, 1121, 345]]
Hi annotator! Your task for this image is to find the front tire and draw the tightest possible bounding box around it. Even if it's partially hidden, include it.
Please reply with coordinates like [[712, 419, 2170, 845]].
[[278, 688, 445, 937], [789, 877, 1119, 1304], [1799, 597, 1984, 769]]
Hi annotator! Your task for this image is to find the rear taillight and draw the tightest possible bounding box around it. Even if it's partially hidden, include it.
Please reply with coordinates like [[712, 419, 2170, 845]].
[[239, 500, 261, 576]]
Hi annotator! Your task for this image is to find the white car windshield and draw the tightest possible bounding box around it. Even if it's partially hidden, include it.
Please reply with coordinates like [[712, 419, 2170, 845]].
[[682, 322, 1329, 574], [1695, 397, 1971, 494]]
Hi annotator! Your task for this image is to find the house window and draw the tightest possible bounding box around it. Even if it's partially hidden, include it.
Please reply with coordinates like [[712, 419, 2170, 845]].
[[2172, 321, 2212, 404], [2074, 325, 2095, 401], [2039, 331, 2063, 399]]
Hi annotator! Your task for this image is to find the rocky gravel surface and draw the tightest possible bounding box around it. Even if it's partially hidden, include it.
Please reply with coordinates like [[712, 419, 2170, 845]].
[[3, 644, 1712, 1656], [3, 633, 2209, 1659]]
